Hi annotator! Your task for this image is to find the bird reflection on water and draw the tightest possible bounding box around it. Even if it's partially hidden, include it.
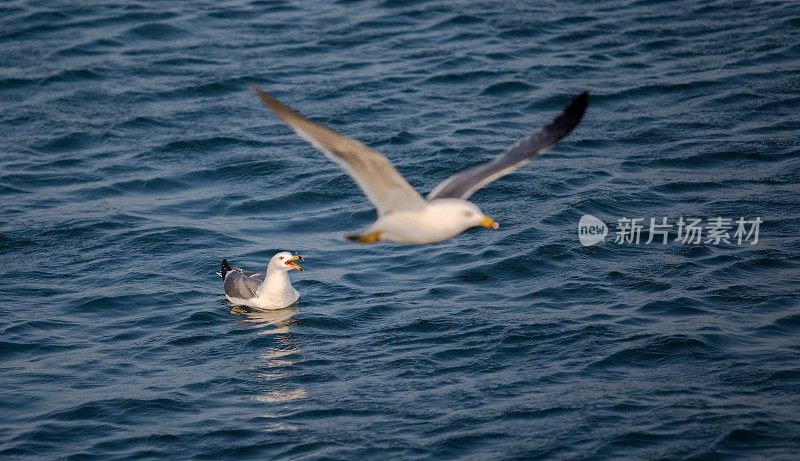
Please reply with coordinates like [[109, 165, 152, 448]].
[[231, 304, 299, 334], [230, 305, 307, 404]]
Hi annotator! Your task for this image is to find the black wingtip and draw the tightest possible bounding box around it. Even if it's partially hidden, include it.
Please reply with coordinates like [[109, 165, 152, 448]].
[[574, 91, 589, 111], [548, 90, 589, 139], [565, 91, 590, 124], [220, 259, 232, 280]]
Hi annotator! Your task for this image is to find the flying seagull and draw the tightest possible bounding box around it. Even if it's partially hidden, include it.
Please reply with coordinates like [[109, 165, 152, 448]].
[[253, 85, 588, 244]]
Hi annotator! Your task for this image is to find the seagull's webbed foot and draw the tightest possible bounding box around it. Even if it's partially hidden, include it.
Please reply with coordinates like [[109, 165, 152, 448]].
[[346, 231, 383, 244]]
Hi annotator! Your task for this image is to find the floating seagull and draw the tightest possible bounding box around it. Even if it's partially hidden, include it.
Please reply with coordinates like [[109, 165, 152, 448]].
[[253, 85, 588, 244], [219, 252, 304, 310]]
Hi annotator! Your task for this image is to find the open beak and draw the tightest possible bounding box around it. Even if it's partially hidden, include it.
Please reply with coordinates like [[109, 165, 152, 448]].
[[285, 255, 304, 272], [481, 216, 500, 230]]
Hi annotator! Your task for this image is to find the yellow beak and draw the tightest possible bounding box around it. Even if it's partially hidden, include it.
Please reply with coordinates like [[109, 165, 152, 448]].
[[481, 216, 500, 230], [286, 255, 304, 271]]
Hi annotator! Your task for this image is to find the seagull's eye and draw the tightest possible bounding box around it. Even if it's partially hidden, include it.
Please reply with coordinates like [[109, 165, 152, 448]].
[[279, 257, 284, 260], [464, 211, 474, 218]]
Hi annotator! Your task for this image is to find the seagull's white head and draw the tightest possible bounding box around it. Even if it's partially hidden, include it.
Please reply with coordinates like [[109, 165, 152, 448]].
[[268, 251, 304, 272], [431, 199, 499, 234]]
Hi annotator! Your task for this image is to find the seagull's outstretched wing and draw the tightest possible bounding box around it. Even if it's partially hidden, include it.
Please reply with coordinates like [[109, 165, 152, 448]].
[[253, 86, 427, 216], [427, 91, 589, 201]]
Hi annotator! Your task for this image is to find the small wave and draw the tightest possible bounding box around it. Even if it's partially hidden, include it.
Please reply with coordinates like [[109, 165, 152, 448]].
[[587, 335, 716, 370], [421, 70, 501, 85], [481, 81, 535, 96], [121, 22, 187, 41]]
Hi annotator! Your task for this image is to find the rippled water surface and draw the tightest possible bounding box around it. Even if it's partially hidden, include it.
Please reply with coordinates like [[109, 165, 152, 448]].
[[2, 0, 800, 459]]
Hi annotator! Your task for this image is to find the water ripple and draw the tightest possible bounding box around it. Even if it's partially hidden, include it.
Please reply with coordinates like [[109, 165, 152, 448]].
[[1, 0, 799, 459]]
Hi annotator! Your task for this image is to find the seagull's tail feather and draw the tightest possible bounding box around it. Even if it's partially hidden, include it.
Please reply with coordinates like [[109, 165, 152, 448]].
[[346, 231, 383, 244], [220, 259, 233, 280]]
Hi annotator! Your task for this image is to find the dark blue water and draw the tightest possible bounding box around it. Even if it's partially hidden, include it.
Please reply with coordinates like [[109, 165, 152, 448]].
[[2, 1, 800, 459]]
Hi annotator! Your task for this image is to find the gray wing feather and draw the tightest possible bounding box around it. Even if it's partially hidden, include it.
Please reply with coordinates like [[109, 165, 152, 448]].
[[253, 85, 427, 216], [223, 272, 264, 299], [231, 266, 260, 277], [427, 92, 589, 201]]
